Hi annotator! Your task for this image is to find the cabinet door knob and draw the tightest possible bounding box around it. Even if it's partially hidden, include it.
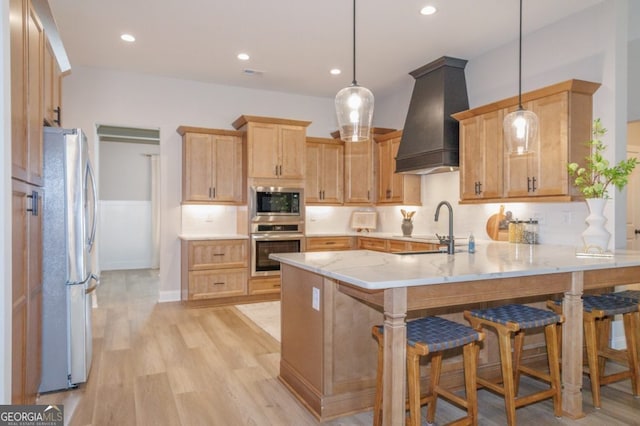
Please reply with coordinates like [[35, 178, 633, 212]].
[[635, 229, 640, 235], [53, 107, 61, 126]]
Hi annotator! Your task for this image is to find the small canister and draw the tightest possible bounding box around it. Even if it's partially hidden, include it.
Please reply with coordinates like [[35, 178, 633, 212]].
[[508, 220, 523, 243], [524, 218, 539, 244]]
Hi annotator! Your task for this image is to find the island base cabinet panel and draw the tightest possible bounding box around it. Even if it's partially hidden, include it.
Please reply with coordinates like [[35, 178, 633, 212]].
[[280, 266, 324, 392], [279, 264, 383, 420]]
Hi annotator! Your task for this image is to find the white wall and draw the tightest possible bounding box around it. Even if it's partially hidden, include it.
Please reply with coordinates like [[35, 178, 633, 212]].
[[98, 141, 159, 270], [0, 0, 11, 404], [99, 200, 153, 270], [99, 141, 158, 200]]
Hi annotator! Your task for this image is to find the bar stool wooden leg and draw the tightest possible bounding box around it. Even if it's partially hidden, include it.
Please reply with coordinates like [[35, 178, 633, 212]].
[[544, 322, 562, 417], [496, 328, 518, 426], [513, 330, 525, 396], [425, 352, 442, 425], [407, 346, 424, 426], [584, 313, 602, 408], [463, 342, 480, 425], [597, 317, 611, 379], [623, 311, 640, 396]]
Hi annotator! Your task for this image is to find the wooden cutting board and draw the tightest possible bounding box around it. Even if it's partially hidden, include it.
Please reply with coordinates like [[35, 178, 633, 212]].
[[486, 205, 508, 241]]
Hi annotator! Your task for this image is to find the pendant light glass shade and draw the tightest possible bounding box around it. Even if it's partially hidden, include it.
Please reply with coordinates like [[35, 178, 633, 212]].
[[335, 84, 374, 142], [504, 0, 538, 155], [504, 107, 538, 155], [335, 0, 374, 142]]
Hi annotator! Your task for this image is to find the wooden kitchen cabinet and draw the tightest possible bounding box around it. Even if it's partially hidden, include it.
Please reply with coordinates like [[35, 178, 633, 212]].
[[43, 36, 62, 127], [12, 180, 43, 404], [387, 240, 439, 253], [11, 0, 44, 187], [233, 115, 311, 181], [305, 236, 354, 251], [374, 130, 421, 205], [177, 126, 245, 204], [458, 110, 504, 200], [358, 237, 439, 253], [357, 236, 388, 252], [305, 137, 344, 204], [453, 79, 600, 203], [181, 239, 249, 300], [340, 127, 395, 205]]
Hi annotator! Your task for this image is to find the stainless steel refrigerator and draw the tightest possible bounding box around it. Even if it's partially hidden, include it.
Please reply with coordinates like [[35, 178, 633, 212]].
[[40, 127, 99, 393]]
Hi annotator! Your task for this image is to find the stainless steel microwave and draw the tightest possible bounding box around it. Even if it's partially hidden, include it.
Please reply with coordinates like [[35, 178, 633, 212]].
[[250, 187, 303, 221]]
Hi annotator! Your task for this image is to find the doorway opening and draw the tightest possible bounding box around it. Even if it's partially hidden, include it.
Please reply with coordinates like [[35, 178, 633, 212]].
[[96, 124, 161, 272]]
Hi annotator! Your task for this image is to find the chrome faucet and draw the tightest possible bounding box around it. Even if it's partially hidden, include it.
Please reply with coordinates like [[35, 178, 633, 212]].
[[434, 201, 455, 254]]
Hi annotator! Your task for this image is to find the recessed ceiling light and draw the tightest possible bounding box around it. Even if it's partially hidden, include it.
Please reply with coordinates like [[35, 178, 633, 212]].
[[120, 34, 136, 42], [420, 5, 437, 16], [330, 68, 341, 76], [237, 53, 250, 61]]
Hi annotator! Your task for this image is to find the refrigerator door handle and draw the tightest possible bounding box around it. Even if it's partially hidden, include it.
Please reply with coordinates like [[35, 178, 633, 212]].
[[86, 161, 98, 252], [85, 273, 100, 294]]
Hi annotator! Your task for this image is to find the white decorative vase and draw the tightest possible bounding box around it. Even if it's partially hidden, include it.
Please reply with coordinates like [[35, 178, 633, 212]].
[[582, 198, 611, 253], [401, 219, 413, 237]]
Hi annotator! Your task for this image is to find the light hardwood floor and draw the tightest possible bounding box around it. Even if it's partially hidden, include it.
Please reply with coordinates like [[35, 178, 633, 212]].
[[38, 269, 640, 425]]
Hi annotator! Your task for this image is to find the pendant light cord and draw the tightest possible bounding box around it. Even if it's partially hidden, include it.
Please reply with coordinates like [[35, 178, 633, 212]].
[[518, 0, 523, 109], [352, 0, 357, 86]]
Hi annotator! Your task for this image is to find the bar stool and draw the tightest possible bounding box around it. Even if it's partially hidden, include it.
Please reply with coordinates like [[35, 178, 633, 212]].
[[464, 304, 563, 426], [605, 290, 640, 358], [547, 295, 640, 408], [372, 316, 485, 426]]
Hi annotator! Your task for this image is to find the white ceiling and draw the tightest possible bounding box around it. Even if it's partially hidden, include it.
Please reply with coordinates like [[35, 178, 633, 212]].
[[49, 0, 605, 98]]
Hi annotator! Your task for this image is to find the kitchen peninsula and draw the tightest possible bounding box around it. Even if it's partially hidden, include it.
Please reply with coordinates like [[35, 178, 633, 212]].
[[270, 244, 640, 425]]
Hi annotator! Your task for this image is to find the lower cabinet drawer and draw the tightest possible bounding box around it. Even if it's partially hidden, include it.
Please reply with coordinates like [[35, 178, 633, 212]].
[[357, 237, 388, 252], [306, 236, 354, 251], [188, 269, 248, 299], [249, 276, 281, 295]]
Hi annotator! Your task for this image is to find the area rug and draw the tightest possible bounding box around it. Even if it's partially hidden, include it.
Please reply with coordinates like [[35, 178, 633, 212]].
[[236, 301, 281, 342]]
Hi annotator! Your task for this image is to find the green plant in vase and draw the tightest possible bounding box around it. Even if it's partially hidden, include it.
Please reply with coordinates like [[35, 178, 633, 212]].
[[567, 118, 637, 199], [567, 118, 638, 253]]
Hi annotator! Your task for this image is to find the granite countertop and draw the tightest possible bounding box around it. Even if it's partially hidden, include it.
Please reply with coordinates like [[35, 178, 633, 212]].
[[179, 234, 249, 241], [269, 243, 640, 290]]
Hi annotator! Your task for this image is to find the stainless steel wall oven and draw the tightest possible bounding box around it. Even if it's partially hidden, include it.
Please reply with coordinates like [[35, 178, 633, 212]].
[[250, 222, 304, 277], [249, 186, 304, 277]]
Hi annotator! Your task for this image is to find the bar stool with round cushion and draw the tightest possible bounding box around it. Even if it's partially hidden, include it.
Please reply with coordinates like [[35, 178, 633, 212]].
[[463, 304, 563, 426], [547, 295, 640, 408], [372, 316, 485, 426]]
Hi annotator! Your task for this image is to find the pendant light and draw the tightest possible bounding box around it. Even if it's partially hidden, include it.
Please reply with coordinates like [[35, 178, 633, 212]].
[[503, 0, 538, 155], [335, 0, 374, 142]]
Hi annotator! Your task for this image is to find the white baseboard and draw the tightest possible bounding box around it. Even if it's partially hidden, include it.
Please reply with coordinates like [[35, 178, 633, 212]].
[[159, 290, 180, 303]]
